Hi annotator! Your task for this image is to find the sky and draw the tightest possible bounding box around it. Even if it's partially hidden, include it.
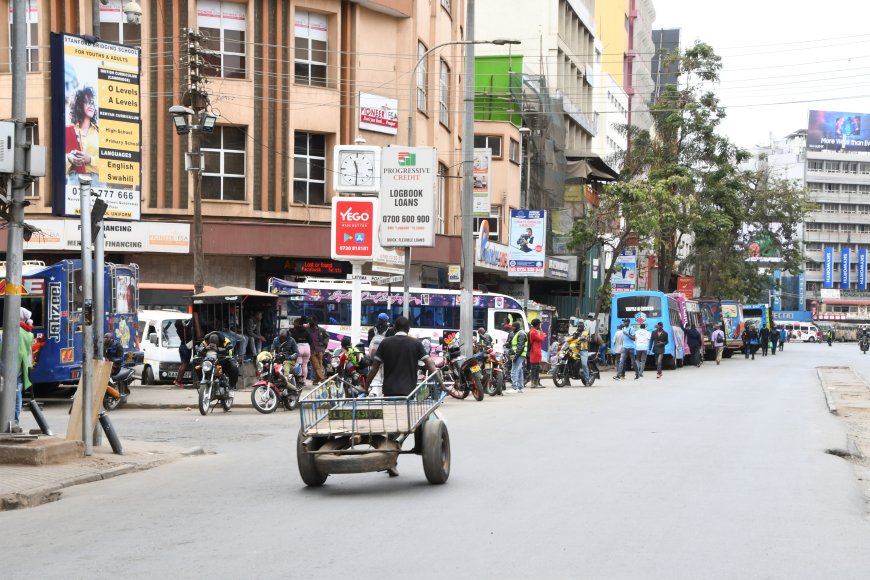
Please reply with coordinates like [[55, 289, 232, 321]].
[[649, 0, 870, 149]]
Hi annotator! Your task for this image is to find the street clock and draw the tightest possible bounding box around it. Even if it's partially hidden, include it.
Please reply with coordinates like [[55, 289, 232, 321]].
[[332, 145, 381, 194]]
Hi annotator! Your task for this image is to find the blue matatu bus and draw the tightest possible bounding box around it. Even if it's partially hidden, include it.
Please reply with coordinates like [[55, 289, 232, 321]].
[[0, 260, 139, 387], [610, 290, 686, 369]]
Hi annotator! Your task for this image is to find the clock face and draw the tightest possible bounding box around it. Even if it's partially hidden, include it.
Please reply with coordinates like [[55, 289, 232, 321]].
[[339, 151, 375, 186]]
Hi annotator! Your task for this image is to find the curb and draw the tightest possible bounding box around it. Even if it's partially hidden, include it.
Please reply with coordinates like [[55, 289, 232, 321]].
[[817, 368, 838, 415]]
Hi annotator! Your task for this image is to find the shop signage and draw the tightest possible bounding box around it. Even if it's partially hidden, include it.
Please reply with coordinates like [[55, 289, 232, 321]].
[[378, 146, 436, 247], [331, 197, 377, 261], [359, 92, 399, 135], [612, 248, 637, 292], [448, 265, 461, 283], [546, 257, 569, 280], [508, 209, 546, 277], [24, 219, 190, 253], [676, 276, 694, 300], [472, 148, 491, 217], [475, 220, 508, 272], [819, 288, 840, 299], [50, 33, 142, 220]]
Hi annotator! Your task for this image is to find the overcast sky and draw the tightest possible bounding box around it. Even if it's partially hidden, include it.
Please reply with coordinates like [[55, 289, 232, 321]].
[[650, 0, 870, 149]]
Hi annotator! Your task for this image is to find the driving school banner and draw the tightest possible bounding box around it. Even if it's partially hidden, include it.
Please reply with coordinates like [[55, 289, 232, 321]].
[[50, 33, 142, 220], [508, 209, 546, 277]]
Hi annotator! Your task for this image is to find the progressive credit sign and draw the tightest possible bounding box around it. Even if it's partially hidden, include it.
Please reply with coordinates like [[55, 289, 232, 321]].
[[378, 147, 436, 247]]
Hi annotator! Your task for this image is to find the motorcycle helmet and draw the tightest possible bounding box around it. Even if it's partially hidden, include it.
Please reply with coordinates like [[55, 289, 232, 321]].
[[256, 350, 273, 373], [377, 312, 390, 322], [207, 333, 220, 346], [341, 336, 352, 349]]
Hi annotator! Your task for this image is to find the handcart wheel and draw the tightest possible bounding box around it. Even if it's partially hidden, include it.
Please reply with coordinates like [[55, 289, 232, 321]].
[[421, 418, 450, 484], [297, 430, 328, 487]]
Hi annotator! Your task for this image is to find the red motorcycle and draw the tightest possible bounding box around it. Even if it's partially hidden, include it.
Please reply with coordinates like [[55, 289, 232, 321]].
[[251, 351, 300, 414], [477, 344, 506, 396]]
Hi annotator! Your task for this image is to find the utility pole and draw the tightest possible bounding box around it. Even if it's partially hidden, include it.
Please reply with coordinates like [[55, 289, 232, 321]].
[[0, 0, 28, 432], [459, 0, 476, 357], [92, 0, 104, 359], [187, 29, 207, 295], [78, 176, 95, 455]]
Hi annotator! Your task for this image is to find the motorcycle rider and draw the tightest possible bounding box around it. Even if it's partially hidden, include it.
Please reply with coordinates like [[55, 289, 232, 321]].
[[199, 331, 239, 391], [477, 327, 494, 348], [566, 323, 591, 385], [507, 321, 528, 392], [368, 312, 392, 344], [103, 332, 125, 370]]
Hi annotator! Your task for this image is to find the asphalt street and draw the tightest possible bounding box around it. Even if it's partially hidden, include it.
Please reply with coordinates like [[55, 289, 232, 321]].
[[3, 342, 870, 579]]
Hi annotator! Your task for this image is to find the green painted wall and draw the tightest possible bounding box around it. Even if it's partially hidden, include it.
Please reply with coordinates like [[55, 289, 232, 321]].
[[474, 55, 524, 126]]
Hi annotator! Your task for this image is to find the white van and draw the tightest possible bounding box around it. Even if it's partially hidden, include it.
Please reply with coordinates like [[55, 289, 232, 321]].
[[779, 322, 820, 342], [136, 310, 192, 384]]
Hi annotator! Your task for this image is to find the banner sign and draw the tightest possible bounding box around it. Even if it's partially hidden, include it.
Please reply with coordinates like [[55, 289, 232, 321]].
[[475, 220, 508, 272], [676, 276, 694, 300], [378, 147, 437, 247], [472, 148, 491, 217], [50, 33, 142, 220], [771, 270, 782, 311], [359, 92, 399, 135], [331, 197, 377, 260], [823, 247, 834, 288], [798, 271, 806, 309], [508, 209, 546, 277], [611, 248, 637, 292], [841, 247, 851, 287], [807, 110, 870, 154], [859, 249, 867, 290], [24, 219, 189, 253]]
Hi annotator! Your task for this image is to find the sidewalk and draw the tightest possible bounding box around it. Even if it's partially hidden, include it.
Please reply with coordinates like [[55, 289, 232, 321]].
[[0, 439, 203, 511]]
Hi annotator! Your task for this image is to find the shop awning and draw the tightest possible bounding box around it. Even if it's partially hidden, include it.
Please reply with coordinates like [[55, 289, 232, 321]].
[[564, 153, 620, 182]]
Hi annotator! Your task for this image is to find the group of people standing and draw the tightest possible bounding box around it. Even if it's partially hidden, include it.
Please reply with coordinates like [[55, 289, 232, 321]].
[[739, 324, 786, 360], [612, 319, 671, 380]]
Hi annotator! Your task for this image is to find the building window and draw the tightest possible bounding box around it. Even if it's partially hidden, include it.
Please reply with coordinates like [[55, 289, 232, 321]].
[[417, 41, 428, 114], [474, 135, 502, 158], [437, 163, 447, 234], [509, 139, 520, 164], [805, 222, 820, 232], [439, 60, 450, 128], [201, 126, 247, 201], [807, 160, 823, 172], [473, 206, 501, 240], [198, 0, 247, 79], [98, 0, 141, 46], [9, 1, 38, 72], [294, 132, 327, 206], [294, 10, 328, 87], [24, 122, 38, 198]]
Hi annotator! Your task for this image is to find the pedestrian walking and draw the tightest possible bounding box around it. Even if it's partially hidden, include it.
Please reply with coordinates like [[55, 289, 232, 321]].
[[10, 308, 34, 433], [651, 322, 669, 378], [611, 323, 625, 380], [616, 320, 636, 380], [633, 323, 651, 379], [174, 317, 194, 388], [528, 319, 545, 388], [779, 327, 787, 351], [308, 316, 330, 384], [711, 324, 726, 365], [743, 325, 760, 360], [685, 323, 703, 367], [291, 316, 312, 386], [759, 325, 770, 357], [770, 325, 779, 355], [507, 321, 528, 392]]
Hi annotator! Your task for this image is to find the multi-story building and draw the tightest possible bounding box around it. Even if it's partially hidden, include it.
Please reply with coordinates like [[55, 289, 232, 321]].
[[651, 27, 679, 102], [803, 111, 870, 322], [0, 0, 468, 289]]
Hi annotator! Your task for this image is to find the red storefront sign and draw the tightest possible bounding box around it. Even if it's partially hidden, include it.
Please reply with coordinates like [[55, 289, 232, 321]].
[[676, 276, 694, 300], [331, 197, 377, 260]]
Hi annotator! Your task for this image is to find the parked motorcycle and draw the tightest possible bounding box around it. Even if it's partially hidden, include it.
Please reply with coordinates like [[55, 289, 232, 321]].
[[251, 350, 301, 413], [443, 340, 485, 401], [552, 343, 600, 387], [193, 345, 235, 415], [104, 360, 135, 411], [478, 344, 506, 397]]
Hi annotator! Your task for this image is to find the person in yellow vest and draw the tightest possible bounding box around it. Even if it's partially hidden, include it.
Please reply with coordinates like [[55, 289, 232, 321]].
[[507, 321, 527, 392]]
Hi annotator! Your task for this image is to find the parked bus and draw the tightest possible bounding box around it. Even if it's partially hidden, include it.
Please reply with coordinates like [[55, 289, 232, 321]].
[[267, 278, 528, 352], [742, 304, 772, 332], [720, 300, 745, 353], [667, 293, 704, 366], [610, 291, 685, 369], [0, 260, 139, 388], [697, 296, 723, 358]]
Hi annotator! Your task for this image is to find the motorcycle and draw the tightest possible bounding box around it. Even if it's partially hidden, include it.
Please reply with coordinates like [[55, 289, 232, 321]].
[[552, 342, 600, 387], [103, 360, 136, 411], [443, 340, 485, 401], [478, 344, 506, 397], [251, 351, 301, 413], [193, 345, 235, 416], [860, 336, 869, 354]]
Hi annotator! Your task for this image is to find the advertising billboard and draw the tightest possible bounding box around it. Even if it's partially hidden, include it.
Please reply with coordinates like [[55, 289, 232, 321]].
[[378, 147, 437, 247], [841, 247, 851, 287], [331, 197, 377, 261], [807, 110, 870, 153], [359, 92, 399, 135], [611, 248, 637, 293], [859, 249, 867, 291], [508, 209, 546, 277], [472, 148, 491, 217], [50, 33, 141, 220], [823, 247, 834, 289]]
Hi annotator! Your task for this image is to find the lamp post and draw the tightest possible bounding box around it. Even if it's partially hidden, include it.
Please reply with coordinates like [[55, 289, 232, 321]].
[[169, 106, 218, 295], [405, 21, 518, 352]]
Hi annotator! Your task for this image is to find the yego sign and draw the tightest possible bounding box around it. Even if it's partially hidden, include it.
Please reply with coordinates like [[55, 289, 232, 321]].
[[331, 197, 377, 260]]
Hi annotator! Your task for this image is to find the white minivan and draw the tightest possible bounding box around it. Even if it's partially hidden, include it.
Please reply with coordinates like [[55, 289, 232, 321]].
[[136, 310, 193, 384]]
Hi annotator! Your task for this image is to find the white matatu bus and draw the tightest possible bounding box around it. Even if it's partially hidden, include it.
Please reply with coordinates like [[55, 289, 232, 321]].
[[267, 278, 528, 352]]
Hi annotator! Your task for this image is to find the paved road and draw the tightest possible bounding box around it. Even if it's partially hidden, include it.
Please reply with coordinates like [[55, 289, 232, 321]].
[[3, 342, 870, 579]]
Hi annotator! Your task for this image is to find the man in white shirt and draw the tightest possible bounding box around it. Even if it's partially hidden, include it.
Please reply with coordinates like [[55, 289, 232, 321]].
[[711, 324, 726, 365], [633, 323, 652, 379]]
